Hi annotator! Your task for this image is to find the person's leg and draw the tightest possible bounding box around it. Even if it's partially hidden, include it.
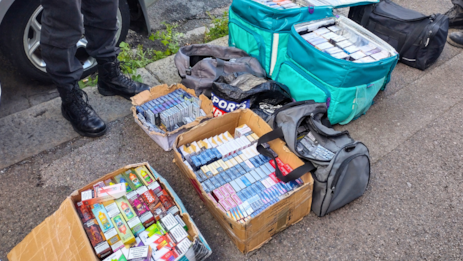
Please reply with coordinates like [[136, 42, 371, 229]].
[[40, 0, 84, 94], [40, 0, 107, 137], [446, 0, 463, 28], [82, 0, 150, 100]]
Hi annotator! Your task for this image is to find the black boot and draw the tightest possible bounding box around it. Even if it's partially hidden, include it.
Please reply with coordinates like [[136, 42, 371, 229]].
[[97, 60, 150, 100], [448, 31, 463, 48], [446, 4, 463, 28], [61, 87, 107, 137]]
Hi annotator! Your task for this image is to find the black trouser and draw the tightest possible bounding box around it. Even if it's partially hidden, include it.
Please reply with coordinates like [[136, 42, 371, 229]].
[[40, 0, 119, 98], [453, 0, 463, 8]]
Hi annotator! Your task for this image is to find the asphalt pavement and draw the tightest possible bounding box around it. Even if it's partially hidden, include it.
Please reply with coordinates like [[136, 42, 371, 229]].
[[1, 0, 463, 260]]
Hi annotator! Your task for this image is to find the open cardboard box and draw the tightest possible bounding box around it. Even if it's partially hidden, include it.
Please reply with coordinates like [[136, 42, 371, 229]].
[[131, 84, 214, 151], [173, 109, 314, 253], [8, 163, 212, 261]]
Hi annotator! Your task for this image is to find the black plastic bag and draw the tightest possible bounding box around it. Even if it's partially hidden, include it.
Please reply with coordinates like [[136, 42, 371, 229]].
[[211, 73, 293, 118]]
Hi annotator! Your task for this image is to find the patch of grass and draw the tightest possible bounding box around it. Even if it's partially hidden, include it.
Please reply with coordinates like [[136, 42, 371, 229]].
[[117, 22, 184, 82], [118, 42, 152, 83], [204, 11, 229, 42], [78, 75, 98, 89], [149, 22, 184, 60]]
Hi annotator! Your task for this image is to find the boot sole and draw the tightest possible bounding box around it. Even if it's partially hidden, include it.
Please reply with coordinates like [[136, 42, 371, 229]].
[[61, 106, 108, 138], [98, 83, 132, 100], [447, 37, 463, 48]]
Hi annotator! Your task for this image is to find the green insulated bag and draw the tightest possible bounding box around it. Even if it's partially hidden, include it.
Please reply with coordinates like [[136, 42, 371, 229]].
[[274, 16, 398, 124], [228, 0, 379, 78]]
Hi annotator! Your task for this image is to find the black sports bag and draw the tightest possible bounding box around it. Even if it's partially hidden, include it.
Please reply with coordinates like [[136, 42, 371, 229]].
[[349, 0, 449, 70]]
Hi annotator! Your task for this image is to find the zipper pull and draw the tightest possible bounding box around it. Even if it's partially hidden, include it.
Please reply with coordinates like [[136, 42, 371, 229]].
[[308, 5, 314, 14]]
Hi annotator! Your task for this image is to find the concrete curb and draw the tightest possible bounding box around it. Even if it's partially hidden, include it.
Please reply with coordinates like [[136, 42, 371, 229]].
[[0, 36, 229, 170]]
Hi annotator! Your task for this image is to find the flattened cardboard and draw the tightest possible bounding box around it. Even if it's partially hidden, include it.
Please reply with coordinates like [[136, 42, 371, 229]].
[[131, 84, 214, 151], [8, 163, 204, 261], [173, 109, 314, 253]]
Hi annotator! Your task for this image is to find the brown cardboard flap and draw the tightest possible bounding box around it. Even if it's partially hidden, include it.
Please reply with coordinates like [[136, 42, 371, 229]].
[[131, 83, 213, 137], [8, 197, 97, 261]]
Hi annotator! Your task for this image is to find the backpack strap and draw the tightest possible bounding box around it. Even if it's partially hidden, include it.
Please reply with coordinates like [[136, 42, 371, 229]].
[[360, 4, 374, 27], [257, 127, 316, 183]]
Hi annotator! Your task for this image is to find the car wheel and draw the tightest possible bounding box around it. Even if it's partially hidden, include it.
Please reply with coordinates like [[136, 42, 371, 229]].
[[0, 0, 130, 83]]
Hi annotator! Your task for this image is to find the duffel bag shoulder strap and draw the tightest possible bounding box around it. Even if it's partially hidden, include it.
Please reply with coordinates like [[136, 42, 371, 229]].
[[399, 20, 429, 55], [256, 127, 316, 183]]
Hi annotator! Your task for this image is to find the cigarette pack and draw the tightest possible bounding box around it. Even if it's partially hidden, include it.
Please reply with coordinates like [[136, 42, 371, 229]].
[[114, 174, 135, 193], [314, 27, 330, 35], [325, 47, 343, 55], [83, 219, 113, 259], [103, 249, 128, 261], [332, 51, 350, 60], [336, 40, 352, 49], [158, 190, 178, 214], [150, 202, 168, 221], [76, 201, 94, 222], [105, 228, 124, 252], [145, 222, 165, 237], [125, 170, 144, 189], [126, 216, 145, 237], [115, 197, 138, 222], [231, 194, 243, 205], [147, 234, 176, 251], [141, 189, 160, 207], [175, 238, 192, 255], [329, 35, 347, 44], [370, 50, 390, 61], [153, 249, 179, 261], [354, 56, 376, 63], [169, 225, 189, 243], [134, 166, 156, 186], [127, 246, 152, 261], [234, 124, 252, 138], [349, 51, 366, 60], [147, 181, 163, 195], [343, 45, 360, 54], [160, 213, 179, 231], [111, 214, 135, 245], [174, 215, 188, 231], [91, 203, 115, 233], [327, 25, 341, 32], [308, 37, 327, 46], [128, 194, 155, 228], [213, 188, 225, 201]]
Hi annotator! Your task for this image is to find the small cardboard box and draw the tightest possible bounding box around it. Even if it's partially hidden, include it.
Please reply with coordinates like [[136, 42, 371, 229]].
[[173, 109, 314, 253], [131, 84, 213, 151], [8, 163, 212, 261]]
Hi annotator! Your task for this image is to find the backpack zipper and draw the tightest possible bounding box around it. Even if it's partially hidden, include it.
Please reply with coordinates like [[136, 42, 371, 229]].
[[372, 9, 430, 22]]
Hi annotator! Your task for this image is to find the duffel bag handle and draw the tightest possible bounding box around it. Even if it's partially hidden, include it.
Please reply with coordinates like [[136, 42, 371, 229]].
[[257, 128, 316, 183]]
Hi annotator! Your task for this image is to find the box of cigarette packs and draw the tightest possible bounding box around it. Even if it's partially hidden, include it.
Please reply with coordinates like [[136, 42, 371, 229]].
[[174, 109, 314, 254], [8, 163, 212, 261], [131, 84, 213, 151]]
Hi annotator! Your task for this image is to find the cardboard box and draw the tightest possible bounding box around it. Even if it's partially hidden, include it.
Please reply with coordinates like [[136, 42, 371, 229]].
[[8, 163, 212, 261], [131, 84, 213, 151], [174, 109, 314, 253]]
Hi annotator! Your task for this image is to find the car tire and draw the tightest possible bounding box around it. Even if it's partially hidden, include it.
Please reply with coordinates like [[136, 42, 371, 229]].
[[0, 0, 130, 83]]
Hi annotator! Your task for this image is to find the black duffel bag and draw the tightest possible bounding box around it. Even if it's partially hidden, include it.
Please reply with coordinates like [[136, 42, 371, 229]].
[[349, 0, 449, 70]]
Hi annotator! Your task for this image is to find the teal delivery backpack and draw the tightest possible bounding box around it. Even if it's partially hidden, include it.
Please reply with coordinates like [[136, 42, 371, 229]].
[[228, 0, 380, 78], [229, 0, 399, 125], [274, 16, 398, 124]]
